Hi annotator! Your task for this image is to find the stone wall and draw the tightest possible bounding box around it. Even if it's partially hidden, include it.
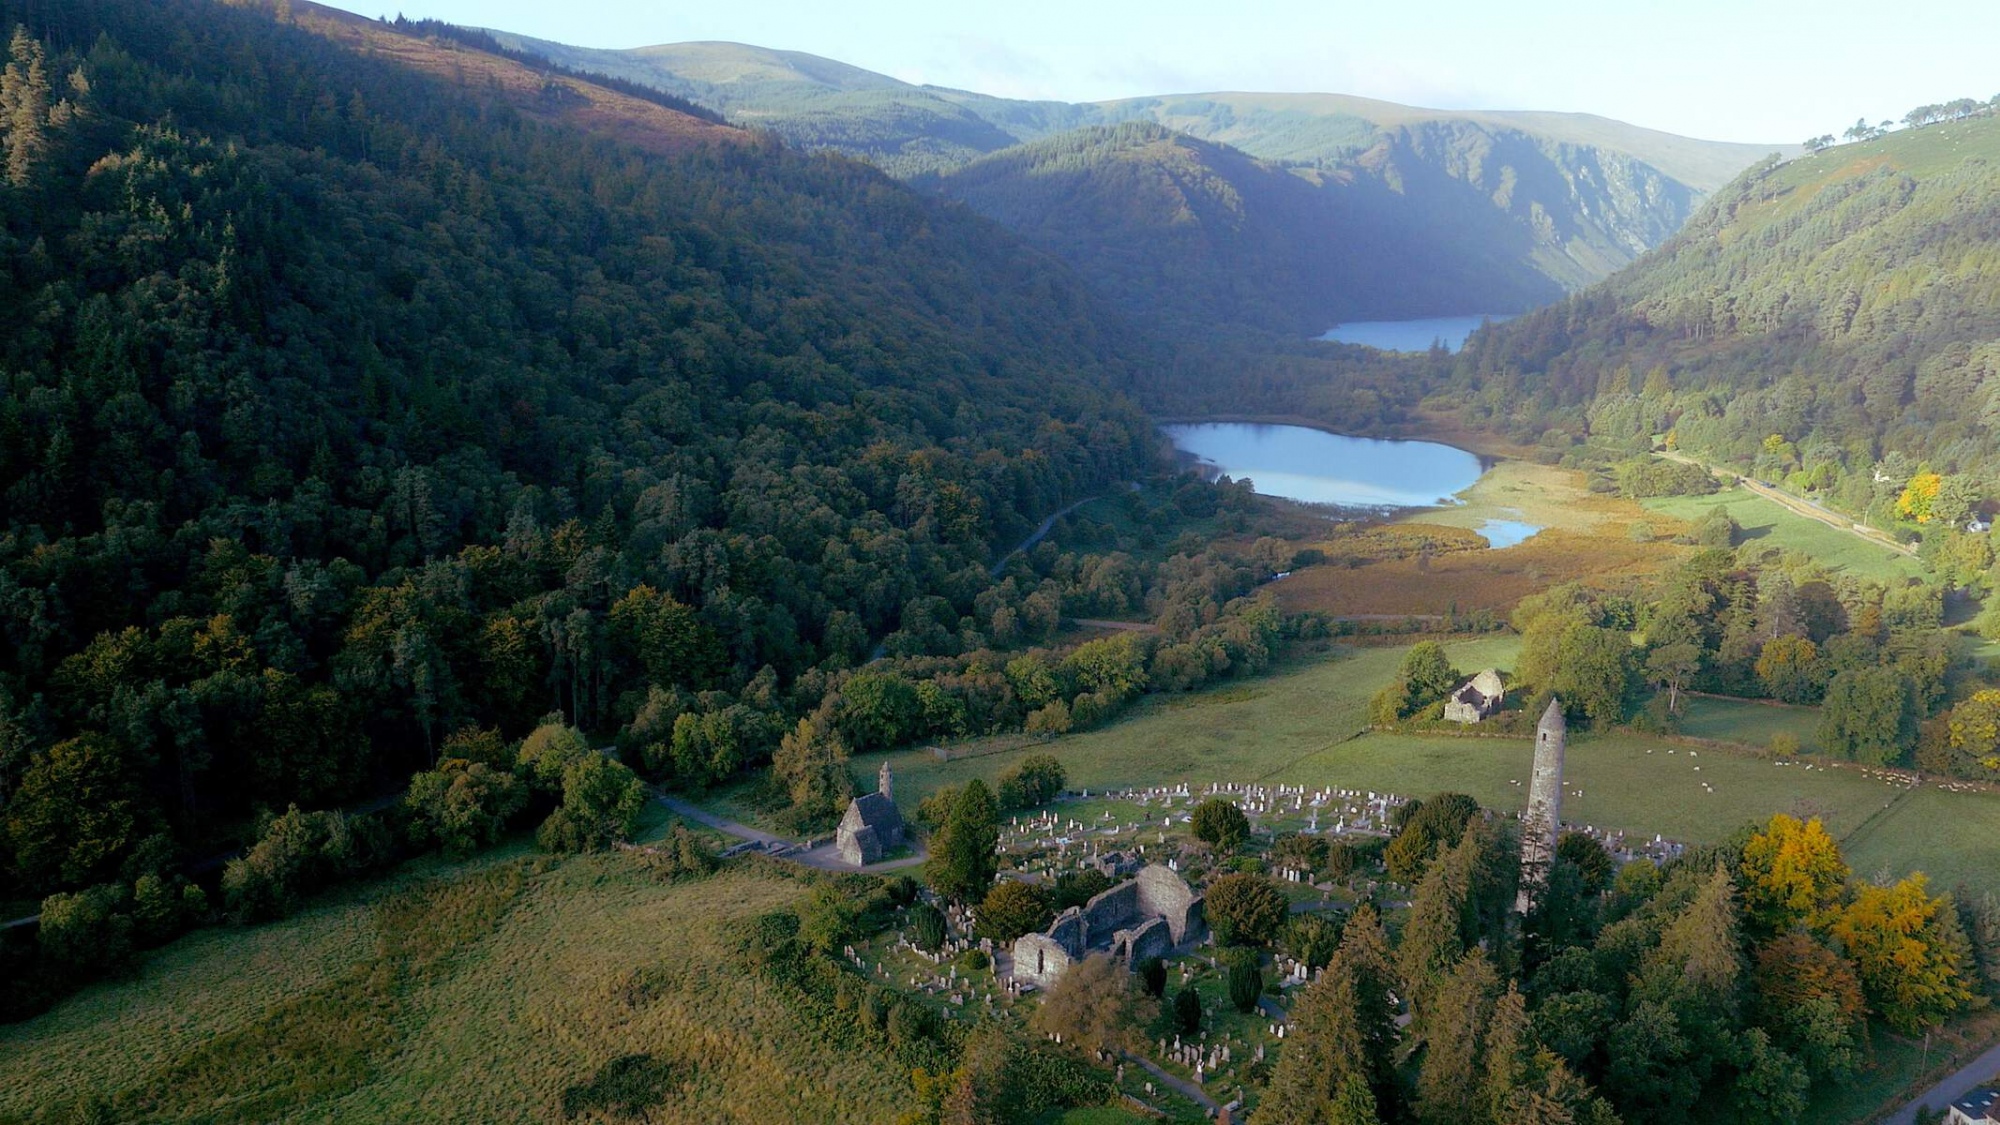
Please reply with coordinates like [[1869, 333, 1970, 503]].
[[1013, 933, 1073, 988]]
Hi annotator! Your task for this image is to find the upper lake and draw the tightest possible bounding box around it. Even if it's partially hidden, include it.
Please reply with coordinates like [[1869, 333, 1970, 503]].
[[1317, 314, 1516, 353], [1162, 423, 1485, 509]]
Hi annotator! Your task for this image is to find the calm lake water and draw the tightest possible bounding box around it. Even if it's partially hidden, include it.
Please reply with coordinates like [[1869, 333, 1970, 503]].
[[1162, 423, 1485, 509], [1317, 314, 1517, 353]]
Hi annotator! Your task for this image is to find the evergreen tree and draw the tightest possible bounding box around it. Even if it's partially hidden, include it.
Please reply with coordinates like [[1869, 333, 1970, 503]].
[[926, 779, 999, 903]]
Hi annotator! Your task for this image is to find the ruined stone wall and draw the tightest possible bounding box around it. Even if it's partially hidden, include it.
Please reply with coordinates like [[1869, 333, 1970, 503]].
[[1133, 865, 1202, 944], [1082, 880, 1142, 938]]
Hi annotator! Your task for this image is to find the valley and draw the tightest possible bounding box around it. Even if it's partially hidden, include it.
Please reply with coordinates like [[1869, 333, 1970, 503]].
[[4, 2, 2000, 1124]]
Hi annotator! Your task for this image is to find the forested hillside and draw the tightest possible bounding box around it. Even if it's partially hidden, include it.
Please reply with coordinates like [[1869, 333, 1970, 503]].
[[477, 36, 1778, 326], [0, 0, 1158, 915], [1448, 112, 2000, 530]]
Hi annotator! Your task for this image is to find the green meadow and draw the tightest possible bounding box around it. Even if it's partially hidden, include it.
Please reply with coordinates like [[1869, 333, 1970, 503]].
[[1642, 488, 1926, 582]]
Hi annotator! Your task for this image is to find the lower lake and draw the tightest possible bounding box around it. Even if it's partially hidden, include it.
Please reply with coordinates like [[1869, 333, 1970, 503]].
[[1317, 314, 1517, 353], [1162, 422, 1486, 509]]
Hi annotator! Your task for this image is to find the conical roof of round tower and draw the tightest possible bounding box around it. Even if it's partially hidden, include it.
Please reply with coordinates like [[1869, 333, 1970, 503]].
[[1539, 697, 1566, 732]]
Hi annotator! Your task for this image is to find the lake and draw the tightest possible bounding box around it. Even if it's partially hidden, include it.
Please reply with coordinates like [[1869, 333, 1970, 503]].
[[1317, 314, 1516, 353], [1162, 422, 1486, 509]]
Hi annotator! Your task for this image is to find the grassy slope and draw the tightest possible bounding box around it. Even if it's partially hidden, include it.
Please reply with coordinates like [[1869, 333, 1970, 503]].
[[0, 844, 910, 1124], [1642, 488, 1927, 582]]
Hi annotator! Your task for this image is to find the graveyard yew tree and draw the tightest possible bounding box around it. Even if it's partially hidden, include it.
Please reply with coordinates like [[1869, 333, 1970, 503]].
[[7, 1, 2000, 1123]]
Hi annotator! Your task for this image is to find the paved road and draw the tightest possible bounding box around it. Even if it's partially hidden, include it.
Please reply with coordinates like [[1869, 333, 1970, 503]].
[[655, 793, 927, 873], [1882, 1037, 2000, 1125]]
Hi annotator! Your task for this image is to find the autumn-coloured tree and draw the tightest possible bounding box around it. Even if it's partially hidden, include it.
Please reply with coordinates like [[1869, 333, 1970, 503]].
[[1750, 933, 1866, 1079], [1829, 875, 1977, 1032], [1028, 953, 1154, 1055], [1897, 471, 1944, 522], [1739, 814, 1849, 934], [1755, 635, 1827, 704]]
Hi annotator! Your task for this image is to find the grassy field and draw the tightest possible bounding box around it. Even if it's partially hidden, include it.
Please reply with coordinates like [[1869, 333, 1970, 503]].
[[872, 636, 2000, 895], [1643, 488, 1926, 582], [0, 840, 915, 1124], [878, 637, 1523, 807], [1678, 695, 1822, 754]]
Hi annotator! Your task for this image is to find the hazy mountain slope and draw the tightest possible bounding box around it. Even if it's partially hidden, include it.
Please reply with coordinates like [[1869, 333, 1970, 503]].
[[1452, 113, 2000, 510], [474, 36, 1779, 321], [1088, 92, 1778, 192], [929, 122, 1567, 331]]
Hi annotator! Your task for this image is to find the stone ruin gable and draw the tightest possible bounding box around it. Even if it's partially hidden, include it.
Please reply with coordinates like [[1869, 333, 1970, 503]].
[[1130, 864, 1204, 945], [1014, 931, 1074, 988]]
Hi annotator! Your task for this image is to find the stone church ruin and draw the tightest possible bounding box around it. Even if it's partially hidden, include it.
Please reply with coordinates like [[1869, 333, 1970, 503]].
[[1011, 864, 1206, 988]]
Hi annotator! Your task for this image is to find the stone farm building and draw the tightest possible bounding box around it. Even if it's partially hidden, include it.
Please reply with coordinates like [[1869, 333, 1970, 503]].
[[1444, 669, 1506, 723], [836, 762, 907, 866], [1012, 864, 1206, 988]]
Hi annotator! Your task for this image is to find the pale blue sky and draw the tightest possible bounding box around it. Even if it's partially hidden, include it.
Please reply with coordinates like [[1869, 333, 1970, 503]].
[[319, 0, 2000, 144]]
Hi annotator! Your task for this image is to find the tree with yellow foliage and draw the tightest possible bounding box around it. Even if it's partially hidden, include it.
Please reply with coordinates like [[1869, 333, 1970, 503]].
[[1897, 471, 1944, 522], [1740, 814, 1849, 935], [1828, 874, 1977, 1033]]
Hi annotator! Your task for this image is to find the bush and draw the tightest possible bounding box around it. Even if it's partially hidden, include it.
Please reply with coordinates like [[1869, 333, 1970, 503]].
[[405, 759, 528, 858], [37, 883, 134, 976], [222, 805, 383, 921], [1173, 985, 1203, 1035], [1191, 799, 1250, 852], [1053, 868, 1113, 911], [1139, 956, 1168, 997], [960, 948, 991, 972], [884, 874, 920, 906], [977, 880, 1054, 943], [1024, 699, 1073, 736], [910, 903, 947, 951], [996, 753, 1067, 811], [1285, 913, 1344, 971], [632, 825, 717, 881], [1205, 874, 1288, 947], [1225, 949, 1264, 1013], [536, 753, 648, 854]]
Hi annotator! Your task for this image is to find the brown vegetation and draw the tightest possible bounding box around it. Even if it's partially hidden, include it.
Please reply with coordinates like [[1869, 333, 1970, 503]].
[[289, 2, 742, 154]]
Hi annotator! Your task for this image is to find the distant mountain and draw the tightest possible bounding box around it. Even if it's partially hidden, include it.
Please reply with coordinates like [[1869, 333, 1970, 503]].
[[926, 122, 1567, 331], [1452, 110, 2000, 513], [478, 35, 1784, 328]]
